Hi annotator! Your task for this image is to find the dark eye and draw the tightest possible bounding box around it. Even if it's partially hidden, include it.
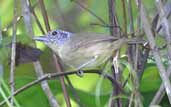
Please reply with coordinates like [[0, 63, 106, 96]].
[[52, 31, 57, 36]]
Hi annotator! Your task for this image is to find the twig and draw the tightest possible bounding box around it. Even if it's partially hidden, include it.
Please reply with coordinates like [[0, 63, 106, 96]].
[[156, 0, 171, 33], [53, 55, 71, 107], [22, 0, 59, 106], [2, 16, 22, 32], [127, 0, 136, 68], [28, 0, 45, 34], [90, 22, 121, 29], [150, 0, 171, 105], [121, 0, 127, 35], [52, 0, 82, 105], [128, 92, 134, 107], [128, 0, 134, 36], [150, 65, 171, 105], [107, 0, 122, 107], [0, 17, 3, 78], [73, 0, 106, 25], [108, 0, 120, 36], [140, 5, 171, 104], [38, 0, 71, 106], [156, 0, 171, 59], [0, 69, 124, 106], [38, 0, 50, 32], [65, 76, 83, 107], [135, 0, 149, 79], [9, 0, 18, 105], [136, 0, 142, 34], [128, 0, 143, 106], [127, 0, 135, 70]]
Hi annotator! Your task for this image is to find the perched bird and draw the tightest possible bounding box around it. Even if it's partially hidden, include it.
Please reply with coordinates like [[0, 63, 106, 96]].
[[32, 30, 143, 70]]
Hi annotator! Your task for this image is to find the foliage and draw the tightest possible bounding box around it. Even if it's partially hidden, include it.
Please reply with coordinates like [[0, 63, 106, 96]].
[[0, 0, 170, 107]]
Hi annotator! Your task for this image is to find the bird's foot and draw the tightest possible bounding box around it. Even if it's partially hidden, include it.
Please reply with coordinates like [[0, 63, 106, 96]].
[[76, 70, 84, 77]]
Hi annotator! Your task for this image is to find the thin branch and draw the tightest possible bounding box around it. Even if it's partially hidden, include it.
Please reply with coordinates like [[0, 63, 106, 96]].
[[73, 0, 106, 25], [150, 65, 171, 105], [22, 0, 59, 106], [127, 0, 143, 106], [127, 0, 134, 36], [90, 22, 121, 29], [121, 0, 127, 35], [150, 0, 171, 105], [52, 0, 82, 105], [136, 0, 142, 34], [127, 0, 135, 71], [0, 17, 3, 78], [53, 55, 71, 107], [65, 76, 83, 107], [135, 0, 149, 79], [38, 0, 50, 32], [28, 0, 45, 34], [107, 0, 122, 107], [38, 0, 71, 106], [2, 16, 22, 32], [156, 0, 171, 33], [140, 5, 171, 104], [108, 0, 120, 36], [127, 0, 135, 65], [0, 69, 124, 106], [156, 0, 171, 59], [9, 0, 18, 105]]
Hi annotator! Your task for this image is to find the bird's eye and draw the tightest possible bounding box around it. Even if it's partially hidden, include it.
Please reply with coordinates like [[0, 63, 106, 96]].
[[52, 31, 58, 36]]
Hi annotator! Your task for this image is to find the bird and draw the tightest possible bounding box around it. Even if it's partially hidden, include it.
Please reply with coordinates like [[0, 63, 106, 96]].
[[32, 29, 144, 70]]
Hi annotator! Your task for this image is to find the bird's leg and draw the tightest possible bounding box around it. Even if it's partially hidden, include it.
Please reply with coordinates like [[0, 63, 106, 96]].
[[76, 55, 98, 77], [113, 51, 119, 74]]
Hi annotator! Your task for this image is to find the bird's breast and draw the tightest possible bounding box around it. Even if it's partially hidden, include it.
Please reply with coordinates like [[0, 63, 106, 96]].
[[58, 41, 113, 68]]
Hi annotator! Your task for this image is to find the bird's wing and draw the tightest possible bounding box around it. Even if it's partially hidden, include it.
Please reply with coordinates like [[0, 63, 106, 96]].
[[69, 32, 120, 50]]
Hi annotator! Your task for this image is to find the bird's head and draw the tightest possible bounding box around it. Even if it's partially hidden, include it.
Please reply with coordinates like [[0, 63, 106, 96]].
[[32, 29, 72, 53], [32, 30, 72, 51]]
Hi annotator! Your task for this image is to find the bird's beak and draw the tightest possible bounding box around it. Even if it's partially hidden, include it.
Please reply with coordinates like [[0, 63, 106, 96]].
[[32, 36, 49, 42]]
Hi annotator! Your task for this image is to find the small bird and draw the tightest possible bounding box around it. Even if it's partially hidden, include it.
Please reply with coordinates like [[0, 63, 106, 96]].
[[32, 30, 143, 70]]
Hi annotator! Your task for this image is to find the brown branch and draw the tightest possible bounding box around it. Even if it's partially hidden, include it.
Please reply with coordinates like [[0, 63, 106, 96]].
[[38, 0, 50, 32], [127, 0, 136, 75], [121, 0, 127, 35], [38, 0, 71, 106], [52, 0, 82, 105], [108, 0, 120, 36], [107, 0, 122, 107], [28, 0, 45, 34], [64, 76, 83, 107], [127, 0, 143, 106], [0, 69, 124, 106], [90, 23, 121, 29], [135, 0, 148, 79], [53, 55, 71, 107]]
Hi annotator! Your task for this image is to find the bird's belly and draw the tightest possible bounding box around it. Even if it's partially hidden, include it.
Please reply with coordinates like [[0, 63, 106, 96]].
[[59, 42, 113, 69]]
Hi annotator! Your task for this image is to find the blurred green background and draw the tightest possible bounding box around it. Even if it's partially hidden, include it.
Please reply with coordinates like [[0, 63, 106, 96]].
[[0, 0, 169, 107]]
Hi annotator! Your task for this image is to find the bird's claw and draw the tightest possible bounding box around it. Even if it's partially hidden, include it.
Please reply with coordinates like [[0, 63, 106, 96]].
[[76, 70, 84, 77]]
